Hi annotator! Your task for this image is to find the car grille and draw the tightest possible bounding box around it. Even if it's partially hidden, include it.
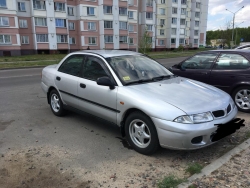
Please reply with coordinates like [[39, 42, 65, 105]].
[[212, 104, 231, 118]]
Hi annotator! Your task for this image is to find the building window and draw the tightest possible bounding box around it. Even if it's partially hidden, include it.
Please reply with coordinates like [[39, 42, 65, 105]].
[[160, 8, 165, 15], [128, 0, 134, 6], [128, 11, 133, 19], [146, 0, 153, 6], [172, 0, 177, 3], [0, 35, 11, 44], [160, 19, 165, 25], [195, 21, 199, 27], [160, 29, 164, 35], [180, 19, 185, 25], [179, 38, 184, 44], [69, 22, 75, 30], [35, 17, 47, 26], [129, 25, 134, 32], [54, 2, 65, 11], [103, 5, 112, 14], [171, 28, 176, 35], [36, 34, 48, 42], [33, 0, 46, 10], [19, 20, 27, 28], [89, 37, 96, 45], [68, 7, 74, 16], [181, 0, 187, 5], [21, 36, 29, 44], [146, 12, 153, 19], [129, 38, 134, 44], [104, 21, 112, 29], [0, 17, 9, 26], [88, 22, 96, 30], [181, 8, 186, 15], [146, 24, 153, 31], [0, 0, 6, 8], [180, 28, 185, 35], [69, 37, 75, 44], [194, 30, 199, 36], [159, 40, 164, 45], [119, 36, 127, 43], [171, 18, 177, 24], [161, 0, 165, 4], [119, 7, 127, 15], [196, 2, 201, 9], [195, 12, 200, 18], [194, 39, 198, 44], [104, 35, 113, 43], [87, 7, 95, 16], [119, 21, 127, 30], [172, 7, 177, 14], [171, 38, 176, 44], [57, 35, 67, 43], [18, 2, 26, 11], [55, 19, 66, 27]]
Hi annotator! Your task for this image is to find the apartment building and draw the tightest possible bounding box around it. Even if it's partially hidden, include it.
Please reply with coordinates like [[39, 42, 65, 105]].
[[0, 0, 208, 56]]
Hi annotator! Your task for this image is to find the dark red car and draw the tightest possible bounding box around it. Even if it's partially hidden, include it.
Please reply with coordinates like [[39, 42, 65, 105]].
[[169, 50, 250, 113]]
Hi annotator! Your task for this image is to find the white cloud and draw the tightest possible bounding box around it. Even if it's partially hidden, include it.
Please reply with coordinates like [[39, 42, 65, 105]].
[[210, 5, 227, 15]]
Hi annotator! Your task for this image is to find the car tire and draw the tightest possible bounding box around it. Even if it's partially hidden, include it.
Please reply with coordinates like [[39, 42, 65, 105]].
[[125, 111, 159, 155], [232, 86, 250, 113], [49, 89, 66, 116]]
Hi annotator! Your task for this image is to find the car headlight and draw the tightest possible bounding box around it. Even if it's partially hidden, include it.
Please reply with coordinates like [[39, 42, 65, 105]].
[[174, 112, 214, 124]]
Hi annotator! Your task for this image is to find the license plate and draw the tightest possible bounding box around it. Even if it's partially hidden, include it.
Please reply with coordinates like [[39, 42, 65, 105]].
[[211, 118, 245, 142]]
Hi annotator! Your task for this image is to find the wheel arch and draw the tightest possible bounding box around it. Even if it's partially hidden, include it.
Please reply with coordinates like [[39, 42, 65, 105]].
[[47, 86, 58, 104], [231, 84, 250, 96]]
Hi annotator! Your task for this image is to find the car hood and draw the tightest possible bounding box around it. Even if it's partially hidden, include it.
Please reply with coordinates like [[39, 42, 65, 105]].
[[127, 77, 231, 114]]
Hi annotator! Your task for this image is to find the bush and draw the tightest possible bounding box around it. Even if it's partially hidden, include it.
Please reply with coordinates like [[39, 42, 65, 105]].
[[185, 163, 203, 175]]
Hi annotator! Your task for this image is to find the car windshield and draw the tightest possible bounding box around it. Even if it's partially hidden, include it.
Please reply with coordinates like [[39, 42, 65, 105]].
[[106, 55, 173, 85]]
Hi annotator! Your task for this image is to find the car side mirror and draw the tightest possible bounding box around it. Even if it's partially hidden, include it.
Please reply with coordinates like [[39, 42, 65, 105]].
[[180, 65, 186, 71], [97, 77, 115, 90]]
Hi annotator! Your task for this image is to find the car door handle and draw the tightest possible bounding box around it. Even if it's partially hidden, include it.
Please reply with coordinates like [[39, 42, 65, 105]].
[[80, 83, 86, 88], [200, 72, 208, 75], [56, 76, 61, 81]]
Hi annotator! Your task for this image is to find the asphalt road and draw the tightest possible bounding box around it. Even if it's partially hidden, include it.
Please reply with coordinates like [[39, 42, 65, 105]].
[[0, 57, 249, 187]]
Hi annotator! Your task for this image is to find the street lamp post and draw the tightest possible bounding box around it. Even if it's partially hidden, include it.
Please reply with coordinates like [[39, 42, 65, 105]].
[[226, 6, 244, 48], [235, 21, 244, 46]]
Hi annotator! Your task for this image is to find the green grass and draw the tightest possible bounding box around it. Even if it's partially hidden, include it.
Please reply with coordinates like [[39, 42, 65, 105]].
[[185, 163, 203, 175], [0, 61, 58, 69], [0, 54, 66, 62], [157, 175, 186, 188]]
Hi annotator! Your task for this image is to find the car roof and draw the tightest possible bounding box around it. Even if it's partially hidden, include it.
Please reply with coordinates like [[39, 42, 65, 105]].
[[202, 49, 250, 54], [72, 50, 141, 58], [235, 44, 250, 49]]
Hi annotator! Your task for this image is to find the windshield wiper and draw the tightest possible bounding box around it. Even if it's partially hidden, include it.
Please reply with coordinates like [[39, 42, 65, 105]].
[[125, 79, 152, 86], [151, 75, 172, 81]]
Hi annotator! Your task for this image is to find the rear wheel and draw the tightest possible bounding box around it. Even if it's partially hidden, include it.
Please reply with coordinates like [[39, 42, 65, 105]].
[[49, 89, 65, 116], [232, 86, 250, 113], [125, 111, 159, 155]]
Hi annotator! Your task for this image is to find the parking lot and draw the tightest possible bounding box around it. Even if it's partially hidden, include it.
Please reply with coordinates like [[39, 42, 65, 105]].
[[0, 59, 249, 188]]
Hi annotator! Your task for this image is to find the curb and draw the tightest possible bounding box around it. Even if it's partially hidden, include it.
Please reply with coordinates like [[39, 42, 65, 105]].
[[178, 137, 250, 188], [0, 66, 46, 71]]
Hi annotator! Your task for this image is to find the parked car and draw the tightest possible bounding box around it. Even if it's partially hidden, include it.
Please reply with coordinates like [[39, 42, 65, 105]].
[[41, 50, 239, 155], [235, 44, 250, 50], [169, 50, 250, 113]]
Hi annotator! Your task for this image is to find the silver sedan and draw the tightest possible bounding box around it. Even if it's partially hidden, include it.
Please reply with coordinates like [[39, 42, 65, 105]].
[[41, 50, 239, 155]]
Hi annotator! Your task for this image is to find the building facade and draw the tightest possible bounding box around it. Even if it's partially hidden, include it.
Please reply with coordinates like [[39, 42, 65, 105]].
[[0, 0, 208, 56]]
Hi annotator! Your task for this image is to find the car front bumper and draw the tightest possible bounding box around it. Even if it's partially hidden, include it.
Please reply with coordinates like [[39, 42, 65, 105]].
[[151, 106, 238, 150]]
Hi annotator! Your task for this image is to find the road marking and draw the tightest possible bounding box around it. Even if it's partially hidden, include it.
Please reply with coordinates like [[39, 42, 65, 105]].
[[0, 74, 40, 79]]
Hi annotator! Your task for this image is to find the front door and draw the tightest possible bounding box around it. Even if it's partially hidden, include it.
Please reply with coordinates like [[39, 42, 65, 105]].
[[77, 55, 118, 124], [172, 53, 219, 84]]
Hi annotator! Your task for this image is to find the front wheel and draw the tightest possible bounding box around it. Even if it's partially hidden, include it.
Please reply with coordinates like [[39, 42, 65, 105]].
[[49, 89, 65, 116], [232, 86, 250, 113], [125, 111, 159, 155]]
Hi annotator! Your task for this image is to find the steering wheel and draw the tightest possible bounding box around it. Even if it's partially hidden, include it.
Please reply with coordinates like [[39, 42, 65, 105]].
[[186, 62, 199, 68]]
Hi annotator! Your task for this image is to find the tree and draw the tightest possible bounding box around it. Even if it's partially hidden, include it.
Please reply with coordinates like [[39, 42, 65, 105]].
[[138, 28, 152, 55]]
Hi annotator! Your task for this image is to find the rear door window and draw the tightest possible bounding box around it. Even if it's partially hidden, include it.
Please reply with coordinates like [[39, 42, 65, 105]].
[[58, 55, 85, 76], [214, 53, 250, 69], [181, 53, 218, 69]]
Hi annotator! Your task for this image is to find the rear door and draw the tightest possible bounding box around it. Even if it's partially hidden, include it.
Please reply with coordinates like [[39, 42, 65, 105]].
[[55, 54, 85, 107], [77, 55, 118, 124], [172, 53, 219, 84], [209, 53, 250, 93]]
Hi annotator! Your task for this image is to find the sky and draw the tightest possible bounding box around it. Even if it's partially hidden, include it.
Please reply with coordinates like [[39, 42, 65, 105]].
[[207, 0, 250, 31]]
